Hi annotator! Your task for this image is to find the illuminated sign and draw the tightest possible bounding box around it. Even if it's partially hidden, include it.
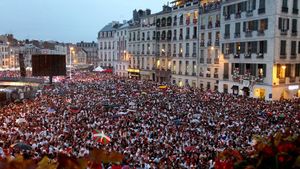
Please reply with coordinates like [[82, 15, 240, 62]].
[[288, 85, 299, 90], [127, 69, 140, 73]]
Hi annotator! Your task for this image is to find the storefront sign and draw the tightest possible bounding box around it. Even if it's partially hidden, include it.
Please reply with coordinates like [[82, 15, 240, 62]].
[[288, 85, 299, 90], [127, 69, 140, 73]]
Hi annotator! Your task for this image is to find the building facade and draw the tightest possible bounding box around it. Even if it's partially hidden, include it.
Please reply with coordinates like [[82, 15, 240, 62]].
[[219, 0, 300, 100], [98, 22, 121, 68], [76, 41, 98, 66], [114, 23, 130, 77], [97, 0, 300, 100]]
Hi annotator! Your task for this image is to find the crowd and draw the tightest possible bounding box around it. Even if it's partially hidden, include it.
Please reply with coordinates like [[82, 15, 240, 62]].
[[0, 72, 299, 168]]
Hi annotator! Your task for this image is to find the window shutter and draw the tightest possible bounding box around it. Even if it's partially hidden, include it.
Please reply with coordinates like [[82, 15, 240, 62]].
[[254, 20, 258, 30], [287, 19, 290, 30], [253, 0, 256, 10], [264, 41, 267, 53], [265, 19, 268, 29], [243, 22, 246, 32], [279, 18, 282, 30]]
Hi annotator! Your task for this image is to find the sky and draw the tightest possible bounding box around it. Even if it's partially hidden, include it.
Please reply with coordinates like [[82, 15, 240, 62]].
[[0, 0, 170, 43]]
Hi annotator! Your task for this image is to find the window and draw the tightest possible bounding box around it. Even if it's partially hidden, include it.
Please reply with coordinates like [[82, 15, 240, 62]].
[[235, 23, 241, 36], [291, 41, 297, 55], [225, 24, 230, 37], [186, 27, 190, 39], [193, 43, 196, 55], [292, 19, 298, 34], [186, 43, 190, 55], [259, 41, 267, 53], [173, 44, 177, 55], [296, 64, 300, 76], [258, 0, 266, 14], [280, 40, 286, 55], [258, 19, 268, 31], [293, 0, 299, 14], [282, 0, 288, 13], [278, 18, 289, 31]]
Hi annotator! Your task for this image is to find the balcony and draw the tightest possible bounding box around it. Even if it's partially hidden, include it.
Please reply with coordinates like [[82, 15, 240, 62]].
[[173, 53, 177, 57], [207, 58, 212, 64], [214, 58, 219, 64], [282, 7, 289, 13], [246, 10, 253, 17], [200, 58, 204, 63], [192, 72, 196, 76], [224, 15, 231, 21], [291, 54, 297, 59], [258, 8, 266, 14], [185, 72, 189, 75], [280, 54, 287, 59], [235, 12, 241, 19], [192, 53, 196, 57], [192, 35, 197, 39], [257, 53, 264, 59], [292, 31, 297, 36], [186, 35, 190, 40], [245, 31, 252, 37], [293, 8, 299, 14], [206, 74, 211, 78], [281, 30, 288, 35], [200, 41, 205, 47], [201, 25, 205, 30], [199, 72, 204, 77], [178, 53, 183, 57], [257, 30, 265, 36], [214, 74, 219, 79], [279, 78, 285, 84], [173, 37, 177, 41], [207, 40, 212, 46], [185, 53, 190, 57], [234, 54, 240, 59], [215, 21, 220, 28], [224, 34, 230, 39], [244, 53, 251, 59], [208, 22, 213, 29], [234, 33, 241, 38], [215, 40, 220, 46]]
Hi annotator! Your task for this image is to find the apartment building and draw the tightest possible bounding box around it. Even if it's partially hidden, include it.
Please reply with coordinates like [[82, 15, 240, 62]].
[[76, 41, 98, 66], [219, 0, 300, 100], [198, 0, 222, 91], [98, 21, 121, 68], [115, 23, 130, 77], [170, 0, 200, 87]]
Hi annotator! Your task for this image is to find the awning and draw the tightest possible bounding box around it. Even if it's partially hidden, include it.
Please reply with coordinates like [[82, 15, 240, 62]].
[[231, 85, 239, 90]]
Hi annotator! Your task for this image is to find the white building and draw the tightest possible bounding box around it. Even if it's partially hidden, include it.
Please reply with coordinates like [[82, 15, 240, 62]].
[[114, 22, 130, 77], [98, 22, 121, 68], [219, 0, 300, 100], [198, 0, 221, 91]]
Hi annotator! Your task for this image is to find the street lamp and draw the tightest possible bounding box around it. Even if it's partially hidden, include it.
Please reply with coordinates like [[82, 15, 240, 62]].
[[70, 47, 74, 79]]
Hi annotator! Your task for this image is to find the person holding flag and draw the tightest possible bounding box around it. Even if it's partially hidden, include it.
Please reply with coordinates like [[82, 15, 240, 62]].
[[92, 130, 111, 144]]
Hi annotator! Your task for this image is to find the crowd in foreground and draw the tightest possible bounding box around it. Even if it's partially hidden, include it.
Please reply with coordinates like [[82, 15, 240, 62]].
[[0, 72, 299, 169]]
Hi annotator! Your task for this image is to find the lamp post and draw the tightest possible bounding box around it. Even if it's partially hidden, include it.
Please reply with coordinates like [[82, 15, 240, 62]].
[[69, 47, 74, 79]]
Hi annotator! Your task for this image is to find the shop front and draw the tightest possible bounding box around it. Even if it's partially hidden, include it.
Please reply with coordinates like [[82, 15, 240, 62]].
[[140, 70, 152, 81], [127, 69, 140, 80]]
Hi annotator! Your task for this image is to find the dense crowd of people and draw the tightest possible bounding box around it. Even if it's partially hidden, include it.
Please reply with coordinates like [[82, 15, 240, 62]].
[[0, 72, 299, 168]]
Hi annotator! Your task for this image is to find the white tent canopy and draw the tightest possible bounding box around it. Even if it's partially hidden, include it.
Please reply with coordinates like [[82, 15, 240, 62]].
[[93, 66, 104, 72]]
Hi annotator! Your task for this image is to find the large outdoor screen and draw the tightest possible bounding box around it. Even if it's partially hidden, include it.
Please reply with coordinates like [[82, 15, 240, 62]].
[[32, 54, 66, 76]]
